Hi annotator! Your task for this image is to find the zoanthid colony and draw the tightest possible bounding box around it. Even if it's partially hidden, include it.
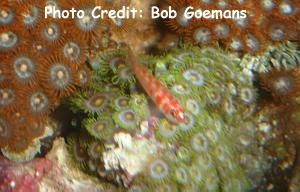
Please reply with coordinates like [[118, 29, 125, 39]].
[[66, 46, 272, 191], [0, 0, 139, 162], [161, 0, 299, 54]]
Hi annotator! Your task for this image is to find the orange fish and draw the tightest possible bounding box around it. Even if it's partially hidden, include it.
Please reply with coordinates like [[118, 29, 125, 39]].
[[127, 48, 185, 124]]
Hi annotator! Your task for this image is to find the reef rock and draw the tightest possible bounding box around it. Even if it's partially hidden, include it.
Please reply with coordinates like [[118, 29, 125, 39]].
[[0, 137, 114, 192]]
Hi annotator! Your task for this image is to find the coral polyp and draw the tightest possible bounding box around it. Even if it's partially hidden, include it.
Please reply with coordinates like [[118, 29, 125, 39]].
[[66, 135, 89, 170], [0, 88, 15, 108], [112, 66, 136, 90], [0, 30, 20, 52], [22, 86, 53, 119], [178, 112, 195, 133], [6, 47, 40, 86], [2, 139, 41, 163], [62, 38, 88, 66], [28, 91, 49, 113], [41, 57, 76, 99], [18, 3, 43, 29], [155, 118, 179, 142], [64, 0, 105, 44], [87, 141, 103, 159], [113, 108, 139, 130], [74, 65, 91, 87], [11, 56, 36, 82], [147, 159, 170, 182], [111, 95, 130, 110], [190, 132, 209, 153], [163, 0, 195, 33], [181, 68, 205, 87], [84, 93, 109, 114], [83, 116, 114, 140], [0, 4, 15, 26], [35, 21, 66, 47], [74, 9, 99, 39], [259, 68, 300, 100]]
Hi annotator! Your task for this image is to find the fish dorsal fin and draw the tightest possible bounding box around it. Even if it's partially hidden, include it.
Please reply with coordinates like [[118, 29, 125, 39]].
[[126, 46, 137, 69]]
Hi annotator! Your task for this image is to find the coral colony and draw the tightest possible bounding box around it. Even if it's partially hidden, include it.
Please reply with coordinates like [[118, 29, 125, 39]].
[[162, 0, 299, 53], [0, 0, 299, 191]]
